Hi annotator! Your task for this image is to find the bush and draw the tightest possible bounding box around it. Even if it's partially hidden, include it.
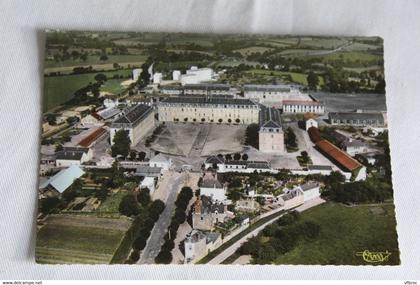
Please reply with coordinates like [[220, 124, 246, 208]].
[[149, 199, 165, 221], [162, 239, 175, 251], [174, 209, 186, 224], [233, 153, 241, 160], [155, 250, 172, 264], [118, 194, 141, 217], [137, 188, 151, 207]]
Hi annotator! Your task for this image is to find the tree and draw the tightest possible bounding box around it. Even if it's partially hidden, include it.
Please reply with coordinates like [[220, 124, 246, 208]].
[[99, 54, 108, 61], [174, 209, 186, 224], [218, 118, 223, 123], [245, 123, 259, 148], [95, 184, 109, 201], [39, 197, 61, 214], [285, 127, 297, 148], [66, 116, 79, 125], [137, 188, 151, 207], [133, 236, 147, 251], [45, 113, 57, 125], [307, 71, 319, 90], [94, 73, 107, 83], [111, 129, 131, 157], [118, 194, 141, 217], [155, 250, 172, 264], [242, 153, 249, 161], [138, 151, 146, 161], [129, 250, 140, 262], [129, 150, 137, 161], [225, 154, 232, 161], [233, 153, 241, 160], [149, 199, 165, 221], [62, 178, 83, 203]]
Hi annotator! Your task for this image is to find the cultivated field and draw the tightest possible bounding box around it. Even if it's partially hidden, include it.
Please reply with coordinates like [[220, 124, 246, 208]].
[[36, 214, 131, 264]]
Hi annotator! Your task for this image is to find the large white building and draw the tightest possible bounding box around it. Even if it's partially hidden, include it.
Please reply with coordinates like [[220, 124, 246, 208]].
[[183, 84, 237, 97], [132, 68, 141, 81], [110, 104, 155, 147], [184, 230, 222, 264], [243, 84, 311, 107], [180, 66, 215, 85], [157, 97, 260, 124], [258, 107, 285, 154]]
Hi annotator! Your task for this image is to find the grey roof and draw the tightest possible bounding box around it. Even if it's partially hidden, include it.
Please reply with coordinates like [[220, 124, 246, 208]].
[[56, 147, 89, 161], [200, 195, 225, 214], [161, 85, 183, 90], [150, 154, 170, 163], [247, 161, 271, 169], [206, 232, 220, 244], [135, 166, 162, 175], [97, 107, 121, 120], [300, 182, 319, 192], [184, 84, 231, 91], [41, 165, 85, 193], [186, 230, 206, 243], [205, 156, 225, 165], [225, 160, 247, 166], [329, 112, 384, 122], [244, 84, 291, 92], [112, 104, 153, 126], [259, 106, 282, 129], [201, 177, 223, 188], [159, 97, 257, 107], [308, 165, 333, 171]]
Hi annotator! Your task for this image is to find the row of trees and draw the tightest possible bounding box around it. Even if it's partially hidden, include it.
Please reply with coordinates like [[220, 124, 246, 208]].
[[154, 187, 194, 264]]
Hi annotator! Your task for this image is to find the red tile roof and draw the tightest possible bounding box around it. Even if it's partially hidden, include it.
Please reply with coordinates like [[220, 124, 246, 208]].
[[316, 139, 362, 172], [283, 100, 321, 106], [78, 127, 107, 147]]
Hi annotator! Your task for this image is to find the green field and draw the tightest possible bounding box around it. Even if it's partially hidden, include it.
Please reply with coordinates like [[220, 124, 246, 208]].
[[36, 224, 126, 264], [45, 54, 148, 68], [273, 202, 400, 265], [97, 192, 126, 213], [246, 69, 324, 86], [43, 69, 132, 111], [316, 51, 382, 62]]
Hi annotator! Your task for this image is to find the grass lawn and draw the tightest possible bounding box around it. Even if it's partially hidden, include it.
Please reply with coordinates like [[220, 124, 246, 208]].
[[36, 224, 126, 264], [245, 69, 324, 86], [43, 69, 131, 111], [97, 192, 126, 213], [273, 202, 400, 265], [318, 51, 382, 62]]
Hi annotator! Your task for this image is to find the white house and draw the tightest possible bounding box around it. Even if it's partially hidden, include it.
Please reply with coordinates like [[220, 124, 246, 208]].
[[153, 72, 163, 84], [140, 176, 157, 193], [296, 182, 321, 202], [200, 172, 227, 202], [132, 68, 141, 81], [180, 67, 215, 85], [55, 147, 93, 167], [172, 70, 181, 81], [103, 98, 119, 109], [341, 138, 368, 156], [80, 113, 103, 127], [149, 154, 172, 170], [304, 113, 318, 131]]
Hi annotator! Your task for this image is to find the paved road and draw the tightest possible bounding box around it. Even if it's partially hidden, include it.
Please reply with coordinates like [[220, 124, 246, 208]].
[[207, 211, 287, 264], [138, 171, 185, 264]]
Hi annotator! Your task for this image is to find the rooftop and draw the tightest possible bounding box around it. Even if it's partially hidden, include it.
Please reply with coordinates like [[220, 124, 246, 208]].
[[78, 127, 107, 148], [316, 139, 362, 172], [112, 104, 153, 126], [329, 112, 384, 121], [199, 195, 225, 215], [299, 182, 320, 192], [159, 97, 257, 107], [97, 107, 121, 120], [259, 106, 282, 129], [40, 165, 85, 193], [184, 83, 231, 91], [200, 173, 223, 189], [308, 165, 333, 171], [135, 166, 162, 175], [56, 147, 89, 161], [244, 84, 292, 92], [205, 156, 225, 165], [283, 100, 321, 106]]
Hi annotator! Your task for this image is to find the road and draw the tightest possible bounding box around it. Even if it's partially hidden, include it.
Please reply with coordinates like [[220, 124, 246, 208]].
[[207, 211, 287, 264], [138, 171, 185, 264]]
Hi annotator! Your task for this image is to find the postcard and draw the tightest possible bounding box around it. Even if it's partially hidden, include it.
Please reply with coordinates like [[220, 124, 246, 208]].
[[37, 31, 399, 265]]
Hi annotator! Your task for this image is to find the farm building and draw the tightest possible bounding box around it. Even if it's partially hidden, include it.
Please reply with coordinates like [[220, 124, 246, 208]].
[[55, 147, 92, 167], [329, 111, 385, 127]]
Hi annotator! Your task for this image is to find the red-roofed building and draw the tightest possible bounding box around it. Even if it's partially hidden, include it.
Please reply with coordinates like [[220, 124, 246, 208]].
[[78, 127, 107, 148], [316, 139, 361, 171]]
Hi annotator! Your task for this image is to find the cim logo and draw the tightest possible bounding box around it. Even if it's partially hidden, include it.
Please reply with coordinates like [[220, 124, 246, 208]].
[[356, 250, 392, 263]]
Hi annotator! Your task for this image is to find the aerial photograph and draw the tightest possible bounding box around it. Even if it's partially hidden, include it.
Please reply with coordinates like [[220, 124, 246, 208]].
[[37, 31, 399, 265]]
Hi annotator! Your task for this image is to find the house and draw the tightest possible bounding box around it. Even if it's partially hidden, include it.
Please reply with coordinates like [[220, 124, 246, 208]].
[[296, 182, 321, 202], [341, 138, 368, 156], [217, 160, 277, 174], [192, 195, 230, 231], [204, 156, 225, 170], [55, 147, 93, 167], [149, 154, 172, 170], [199, 172, 226, 202], [39, 165, 85, 194], [97, 107, 121, 121], [282, 100, 324, 114], [78, 127, 107, 148], [278, 189, 304, 210], [184, 230, 222, 264], [304, 113, 318, 131], [140, 176, 157, 193]]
